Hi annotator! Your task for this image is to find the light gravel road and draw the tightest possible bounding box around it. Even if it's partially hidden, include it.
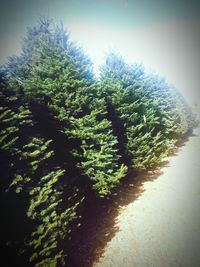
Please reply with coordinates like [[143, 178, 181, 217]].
[[94, 128, 200, 267]]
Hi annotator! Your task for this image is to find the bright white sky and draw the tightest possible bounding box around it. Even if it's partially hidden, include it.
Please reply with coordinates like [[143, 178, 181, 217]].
[[0, 0, 200, 105], [68, 19, 200, 105]]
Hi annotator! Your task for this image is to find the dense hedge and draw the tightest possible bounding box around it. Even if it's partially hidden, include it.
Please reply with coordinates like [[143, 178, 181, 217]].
[[0, 19, 196, 266], [99, 53, 196, 169]]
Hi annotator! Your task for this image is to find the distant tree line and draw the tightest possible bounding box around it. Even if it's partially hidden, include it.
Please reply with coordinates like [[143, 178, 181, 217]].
[[0, 19, 197, 266]]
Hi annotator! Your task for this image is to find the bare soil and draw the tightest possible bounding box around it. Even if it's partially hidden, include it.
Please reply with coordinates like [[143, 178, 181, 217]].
[[94, 128, 200, 267]]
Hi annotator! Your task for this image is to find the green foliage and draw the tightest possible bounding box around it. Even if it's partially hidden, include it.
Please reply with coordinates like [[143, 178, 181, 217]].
[[0, 75, 83, 266], [1, 19, 197, 267], [3, 19, 126, 197], [99, 52, 196, 170], [27, 170, 84, 267]]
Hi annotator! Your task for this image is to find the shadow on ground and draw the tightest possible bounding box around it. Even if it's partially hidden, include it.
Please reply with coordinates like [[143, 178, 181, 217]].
[[67, 161, 170, 267], [67, 133, 193, 267]]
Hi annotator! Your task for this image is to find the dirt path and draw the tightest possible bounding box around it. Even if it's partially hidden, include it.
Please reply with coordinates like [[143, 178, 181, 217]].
[[94, 128, 200, 267]]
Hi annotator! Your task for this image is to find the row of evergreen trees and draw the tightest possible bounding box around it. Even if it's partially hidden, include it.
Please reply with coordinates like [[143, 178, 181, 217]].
[[0, 19, 196, 266]]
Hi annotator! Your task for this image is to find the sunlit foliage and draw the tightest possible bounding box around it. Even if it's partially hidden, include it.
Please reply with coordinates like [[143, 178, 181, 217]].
[[0, 19, 196, 266]]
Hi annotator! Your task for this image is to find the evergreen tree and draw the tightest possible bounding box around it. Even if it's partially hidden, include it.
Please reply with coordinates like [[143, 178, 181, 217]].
[[1, 20, 196, 267], [3, 19, 126, 195], [99, 52, 195, 170], [1, 20, 126, 266], [0, 74, 84, 266]]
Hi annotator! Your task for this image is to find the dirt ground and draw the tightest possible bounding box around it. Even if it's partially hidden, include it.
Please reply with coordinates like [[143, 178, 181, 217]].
[[94, 128, 200, 267]]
